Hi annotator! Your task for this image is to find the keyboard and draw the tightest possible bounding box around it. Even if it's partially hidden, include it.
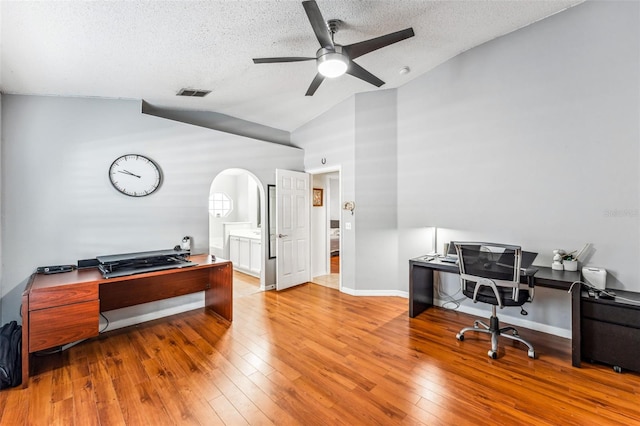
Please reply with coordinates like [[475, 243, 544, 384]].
[[439, 256, 458, 263]]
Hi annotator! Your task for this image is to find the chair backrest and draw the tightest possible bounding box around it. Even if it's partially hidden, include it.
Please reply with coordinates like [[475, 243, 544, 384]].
[[453, 242, 522, 288], [453, 242, 532, 308]]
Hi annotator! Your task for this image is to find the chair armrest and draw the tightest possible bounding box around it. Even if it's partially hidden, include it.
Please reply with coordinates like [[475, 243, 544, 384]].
[[471, 277, 503, 309]]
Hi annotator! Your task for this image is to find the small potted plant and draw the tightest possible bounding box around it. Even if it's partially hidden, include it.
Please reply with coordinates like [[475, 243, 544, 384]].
[[562, 252, 578, 271]]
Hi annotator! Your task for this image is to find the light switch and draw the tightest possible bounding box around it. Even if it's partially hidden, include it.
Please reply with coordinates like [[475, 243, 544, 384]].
[[345, 222, 352, 230]]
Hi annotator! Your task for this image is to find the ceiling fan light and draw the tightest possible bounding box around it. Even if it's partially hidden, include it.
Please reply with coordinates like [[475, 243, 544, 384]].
[[317, 52, 348, 78]]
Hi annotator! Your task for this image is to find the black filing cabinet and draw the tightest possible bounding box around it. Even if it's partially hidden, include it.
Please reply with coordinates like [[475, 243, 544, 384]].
[[580, 290, 640, 373]]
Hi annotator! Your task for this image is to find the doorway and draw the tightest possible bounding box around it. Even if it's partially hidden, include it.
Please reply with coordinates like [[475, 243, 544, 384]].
[[309, 169, 341, 290], [208, 168, 266, 290]]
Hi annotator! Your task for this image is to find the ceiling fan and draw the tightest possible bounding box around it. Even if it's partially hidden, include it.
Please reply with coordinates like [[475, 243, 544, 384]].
[[252, 0, 415, 96]]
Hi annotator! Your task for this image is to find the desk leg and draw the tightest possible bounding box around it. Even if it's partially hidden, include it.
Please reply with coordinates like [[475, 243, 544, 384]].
[[571, 283, 582, 367], [409, 263, 434, 318], [20, 290, 30, 388], [205, 263, 233, 321]]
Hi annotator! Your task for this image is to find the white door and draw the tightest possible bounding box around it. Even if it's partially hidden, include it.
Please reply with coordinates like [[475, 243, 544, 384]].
[[276, 169, 311, 290]]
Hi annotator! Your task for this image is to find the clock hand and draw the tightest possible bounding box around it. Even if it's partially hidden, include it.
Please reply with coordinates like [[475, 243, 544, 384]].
[[118, 170, 141, 178]]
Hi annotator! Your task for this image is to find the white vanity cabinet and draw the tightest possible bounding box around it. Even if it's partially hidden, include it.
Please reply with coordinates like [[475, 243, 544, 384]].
[[250, 239, 261, 275], [228, 230, 261, 277], [229, 236, 240, 267]]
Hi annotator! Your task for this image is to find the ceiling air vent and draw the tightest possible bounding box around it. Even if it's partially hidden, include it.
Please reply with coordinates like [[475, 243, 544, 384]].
[[177, 88, 211, 97]]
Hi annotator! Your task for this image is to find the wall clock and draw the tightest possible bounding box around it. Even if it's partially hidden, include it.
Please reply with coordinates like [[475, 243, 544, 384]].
[[108, 154, 162, 197]]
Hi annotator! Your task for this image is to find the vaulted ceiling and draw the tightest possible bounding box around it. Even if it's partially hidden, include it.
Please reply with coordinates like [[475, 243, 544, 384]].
[[1, 0, 582, 132]]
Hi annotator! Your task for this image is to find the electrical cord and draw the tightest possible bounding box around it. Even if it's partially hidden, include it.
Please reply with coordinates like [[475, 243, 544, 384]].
[[33, 347, 64, 356], [99, 312, 110, 333], [435, 271, 466, 310], [33, 338, 87, 356], [568, 280, 640, 305]]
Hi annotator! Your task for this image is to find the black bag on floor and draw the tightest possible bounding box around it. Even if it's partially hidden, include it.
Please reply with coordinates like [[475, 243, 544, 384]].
[[0, 321, 22, 389]]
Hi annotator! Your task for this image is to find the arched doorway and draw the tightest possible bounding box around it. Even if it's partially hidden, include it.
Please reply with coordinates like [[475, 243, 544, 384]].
[[208, 168, 266, 289]]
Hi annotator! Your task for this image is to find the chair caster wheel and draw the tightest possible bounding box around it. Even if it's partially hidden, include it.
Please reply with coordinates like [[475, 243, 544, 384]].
[[456, 333, 464, 341], [613, 366, 622, 373], [488, 350, 497, 359], [528, 350, 536, 359]]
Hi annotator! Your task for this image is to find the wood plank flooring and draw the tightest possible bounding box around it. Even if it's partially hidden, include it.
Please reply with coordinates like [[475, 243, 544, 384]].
[[1, 271, 639, 425], [331, 255, 339, 274]]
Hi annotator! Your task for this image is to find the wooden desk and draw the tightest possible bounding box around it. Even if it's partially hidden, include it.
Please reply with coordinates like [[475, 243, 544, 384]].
[[21, 254, 232, 387]]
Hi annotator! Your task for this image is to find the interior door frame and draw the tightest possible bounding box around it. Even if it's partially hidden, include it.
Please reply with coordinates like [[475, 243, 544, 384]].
[[307, 165, 342, 291]]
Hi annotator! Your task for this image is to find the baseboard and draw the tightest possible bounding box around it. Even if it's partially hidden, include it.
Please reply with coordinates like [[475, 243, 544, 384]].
[[97, 287, 570, 339], [100, 297, 205, 332], [435, 297, 571, 339], [338, 288, 570, 338], [340, 287, 408, 298]]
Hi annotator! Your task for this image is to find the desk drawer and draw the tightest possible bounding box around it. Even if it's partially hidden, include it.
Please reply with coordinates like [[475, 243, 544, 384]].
[[29, 282, 98, 311], [582, 299, 640, 328], [582, 318, 640, 373], [29, 300, 99, 352]]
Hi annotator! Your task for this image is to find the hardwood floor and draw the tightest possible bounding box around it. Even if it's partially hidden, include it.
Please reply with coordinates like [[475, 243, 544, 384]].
[[1, 272, 639, 425], [331, 254, 339, 274]]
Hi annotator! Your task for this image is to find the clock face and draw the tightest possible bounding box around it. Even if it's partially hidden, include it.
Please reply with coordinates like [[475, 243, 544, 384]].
[[108, 154, 162, 197]]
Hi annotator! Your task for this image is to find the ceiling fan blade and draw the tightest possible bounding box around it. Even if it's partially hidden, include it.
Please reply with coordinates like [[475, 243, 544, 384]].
[[347, 61, 385, 87], [253, 57, 315, 64], [302, 0, 333, 48], [305, 73, 325, 96], [343, 27, 415, 60]]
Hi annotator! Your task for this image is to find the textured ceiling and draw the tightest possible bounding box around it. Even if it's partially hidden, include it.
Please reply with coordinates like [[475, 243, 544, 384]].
[[0, 0, 582, 132]]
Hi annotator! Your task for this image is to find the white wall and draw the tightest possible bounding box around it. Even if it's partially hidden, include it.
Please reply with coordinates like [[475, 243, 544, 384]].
[[236, 174, 249, 224], [310, 172, 340, 278], [311, 174, 328, 277], [397, 0, 639, 335], [208, 173, 238, 253], [0, 95, 304, 324], [329, 177, 340, 221], [246, 175, 260, 228]]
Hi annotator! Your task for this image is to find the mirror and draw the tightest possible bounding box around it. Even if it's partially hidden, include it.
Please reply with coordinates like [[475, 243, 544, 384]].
[[268, 185, 276, 259]]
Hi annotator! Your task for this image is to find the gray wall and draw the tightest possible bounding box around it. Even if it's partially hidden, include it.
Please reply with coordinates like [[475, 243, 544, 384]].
[[142, 102, 291, 147], [291, 97, 357, 290], [292, 90, 401, 295], [0, 95, 304, 324], [397, 0, 639, 334], [292, 0, 639, 336], [354, 90, 399, 293]]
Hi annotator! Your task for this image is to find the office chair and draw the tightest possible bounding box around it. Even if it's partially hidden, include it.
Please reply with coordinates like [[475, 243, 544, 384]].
[[453, 242, 536, 359]]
